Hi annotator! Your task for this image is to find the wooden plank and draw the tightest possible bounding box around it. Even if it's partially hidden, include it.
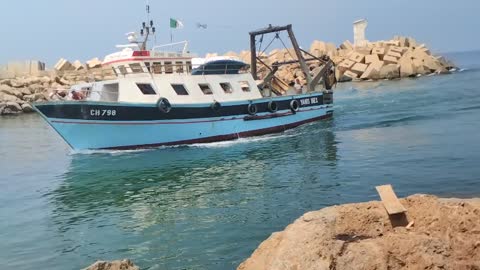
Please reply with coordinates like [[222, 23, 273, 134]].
[[376, 185, 407, 215]]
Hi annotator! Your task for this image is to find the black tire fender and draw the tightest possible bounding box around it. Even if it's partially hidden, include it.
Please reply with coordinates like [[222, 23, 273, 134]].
[[247, 103, 258, 115], [290, 99, 300, 113], [157, 97, 172, 113], [267, 100, 278, 113], [211, 101, 221, 111]]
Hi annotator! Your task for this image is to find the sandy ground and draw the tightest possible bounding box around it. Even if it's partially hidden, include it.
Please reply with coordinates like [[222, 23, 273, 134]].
[[238, 194, 480, 270]]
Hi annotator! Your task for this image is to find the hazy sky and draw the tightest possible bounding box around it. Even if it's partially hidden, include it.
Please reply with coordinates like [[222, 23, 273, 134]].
[[0, 0, 478, 66]]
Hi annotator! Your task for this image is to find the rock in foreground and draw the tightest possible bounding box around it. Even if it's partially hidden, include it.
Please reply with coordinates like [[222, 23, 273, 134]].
[[238, 195, 480, 270], [84, 259, 139, 270]]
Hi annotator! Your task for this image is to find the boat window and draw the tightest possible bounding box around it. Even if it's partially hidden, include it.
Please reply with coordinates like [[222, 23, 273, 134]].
[[186, 61, 192, 73], [220, 82, 233, 94], [239, 81, 251, 92], [171, 84, 189, 95], [165, 61, 173, 74], [112, 67, 119, 76], [130, 63, 143, 73], [145, 62, 151, 72], [118, 65, 128, 75], [176, 61, 184, 73], [136, 83, 157, 95], [152, 62, 162, 74], [199, 83, 213, 95]]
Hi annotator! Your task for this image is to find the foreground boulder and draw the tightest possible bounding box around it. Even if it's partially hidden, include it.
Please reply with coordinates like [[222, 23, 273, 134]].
[[238, 195, 480, 270], [1, 101, 23, 115], [84, 259, 139, 270]]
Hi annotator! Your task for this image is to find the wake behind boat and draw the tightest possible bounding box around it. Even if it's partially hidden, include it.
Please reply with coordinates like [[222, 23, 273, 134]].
[[33, 9, 336, 150]]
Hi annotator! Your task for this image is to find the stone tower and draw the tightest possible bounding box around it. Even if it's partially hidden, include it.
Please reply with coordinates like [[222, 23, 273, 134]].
[[353, 19, 368, 47]]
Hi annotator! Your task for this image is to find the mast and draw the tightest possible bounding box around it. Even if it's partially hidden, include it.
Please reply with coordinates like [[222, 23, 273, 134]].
[[139, 0, 156, 50]]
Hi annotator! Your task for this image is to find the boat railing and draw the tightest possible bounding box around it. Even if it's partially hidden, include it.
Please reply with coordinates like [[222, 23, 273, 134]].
[[191, 63, 250, 75], [152, 40, 189, 54], [113, 62, 249, 76]]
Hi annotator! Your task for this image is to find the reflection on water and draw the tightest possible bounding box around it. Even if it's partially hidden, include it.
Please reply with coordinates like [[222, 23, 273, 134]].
[[47, 121, 338, 269]]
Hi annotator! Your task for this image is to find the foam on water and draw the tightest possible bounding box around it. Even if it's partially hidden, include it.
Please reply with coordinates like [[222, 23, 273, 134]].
[[68, 131, 298, 155]]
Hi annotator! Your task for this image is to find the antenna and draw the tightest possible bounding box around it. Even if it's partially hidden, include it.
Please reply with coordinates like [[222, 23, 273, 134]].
[[139, 0, 155, 50]]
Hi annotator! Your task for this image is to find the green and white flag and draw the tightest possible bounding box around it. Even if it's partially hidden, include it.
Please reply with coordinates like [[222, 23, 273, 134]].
[[170, 18, 184, 29]]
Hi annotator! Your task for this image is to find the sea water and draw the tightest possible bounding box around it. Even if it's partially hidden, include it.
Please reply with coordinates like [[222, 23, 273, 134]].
[[1, 51, 479, 270]]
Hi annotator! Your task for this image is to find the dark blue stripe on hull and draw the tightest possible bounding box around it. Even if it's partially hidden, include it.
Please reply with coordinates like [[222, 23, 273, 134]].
[[101, 112, 333, 150], [34, 94, 327, 121]]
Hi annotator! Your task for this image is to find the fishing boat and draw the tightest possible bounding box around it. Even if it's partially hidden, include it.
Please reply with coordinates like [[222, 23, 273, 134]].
[[33, 10, 336, 150]]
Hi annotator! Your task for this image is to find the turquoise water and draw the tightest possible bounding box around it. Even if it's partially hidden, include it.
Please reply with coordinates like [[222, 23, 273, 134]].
[[1, 51, 480, 269]]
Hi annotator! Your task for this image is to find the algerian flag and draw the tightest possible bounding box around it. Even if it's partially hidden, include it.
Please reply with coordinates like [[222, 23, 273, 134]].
[[170, 18, 184, 29]]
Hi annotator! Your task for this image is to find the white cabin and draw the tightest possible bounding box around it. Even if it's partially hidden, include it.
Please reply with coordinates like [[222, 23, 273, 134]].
[[80, 42, 263, 105]]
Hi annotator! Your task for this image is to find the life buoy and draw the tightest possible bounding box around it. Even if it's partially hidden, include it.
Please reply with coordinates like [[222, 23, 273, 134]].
[[290, 99, 300, 113], [157, 97, 172, 113], [211, 101, 221, 111], [247, 103, 258, 115], [267, 100, 278, 113]]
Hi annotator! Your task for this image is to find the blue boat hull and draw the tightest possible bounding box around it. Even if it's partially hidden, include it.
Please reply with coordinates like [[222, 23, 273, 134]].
[[34, 93, 333, 150]]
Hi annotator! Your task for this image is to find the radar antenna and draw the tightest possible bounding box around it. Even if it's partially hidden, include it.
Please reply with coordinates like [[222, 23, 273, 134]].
[[138, 0, 156, 50]]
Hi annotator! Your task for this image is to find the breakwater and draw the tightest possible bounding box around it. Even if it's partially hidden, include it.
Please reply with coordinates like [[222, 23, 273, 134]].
[[211, 35, 456, 85], [0, 35, 456, 115]]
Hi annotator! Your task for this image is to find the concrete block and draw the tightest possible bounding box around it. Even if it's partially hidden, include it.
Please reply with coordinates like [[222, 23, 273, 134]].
[[339, 70, 358, 82], [337, 49, 349, 57], [86, 58, 102, 69], [423, 56, 441, 71], [310, 40, 327, 57], [411, 48, 429, 61], [332, 56, 346, 65], [372, 47, 385, 56], [72, 60, 86, 71], [355, 47, 372, 55], [326, 43, 337, 55], [339, 40, 353, 51], [365, 54, 380, 64], [343, 70, 358, 79], [351, 63, 368, 74], [360, 65, 379, 79], [399, 57, 415, 77], [398, 36, 408, 47], [349, 52, 365, 63], [389, 46, 403, 54], [385, 40, 400, 46], [387, 51, 402, 59], [437, 56, 455, 69], [383, 55, 398, 64], [407, 37, 417, 48], [338, 59, 356, 70], [361, 60, 385, 79], [378, 64, 400, 79], [54, 58, 75, 71]]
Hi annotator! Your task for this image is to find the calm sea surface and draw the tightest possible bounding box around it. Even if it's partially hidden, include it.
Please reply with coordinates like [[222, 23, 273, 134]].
[[1, 51, 480, 270]]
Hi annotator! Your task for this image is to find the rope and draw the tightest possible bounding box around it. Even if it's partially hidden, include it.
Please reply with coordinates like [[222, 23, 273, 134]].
[[260, 35, 277, 56], [278, 33, 296, 60]]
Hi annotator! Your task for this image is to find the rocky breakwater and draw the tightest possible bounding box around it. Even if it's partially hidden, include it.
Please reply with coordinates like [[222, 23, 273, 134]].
[[0, 76, 61, 115], [216, 36, 456, 85], [0, 64, 115, 115], [238, 194, 480, 270], [332, 36, 456, 82], [83, 259, 139, 270]]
